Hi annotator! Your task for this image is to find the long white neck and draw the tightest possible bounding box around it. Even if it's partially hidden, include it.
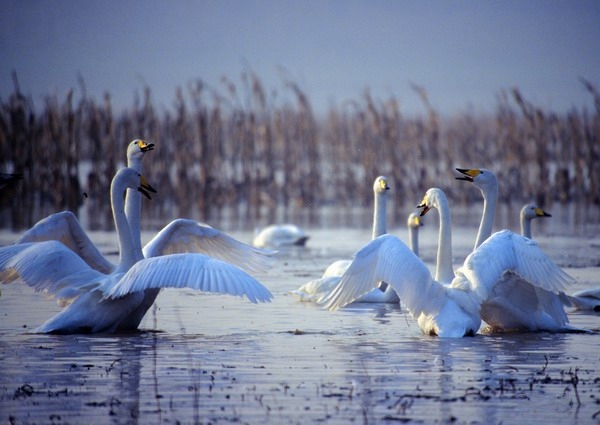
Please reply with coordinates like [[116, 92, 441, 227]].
[[112, 175, 137, 273], [125, 157, 144, 262], [520, 213, 532, 239], [372, 189, 388, 239], [435, 195, 455, 284], [474, 184, 498, 249], [408, 226, 419, 257]]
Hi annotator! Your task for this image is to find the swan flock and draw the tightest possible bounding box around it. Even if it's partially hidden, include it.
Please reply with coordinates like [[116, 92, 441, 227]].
[[0, 141, 593, 337]]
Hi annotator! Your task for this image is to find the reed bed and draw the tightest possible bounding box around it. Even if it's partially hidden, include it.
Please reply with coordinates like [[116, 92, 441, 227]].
[[1, 71, 598, 232]]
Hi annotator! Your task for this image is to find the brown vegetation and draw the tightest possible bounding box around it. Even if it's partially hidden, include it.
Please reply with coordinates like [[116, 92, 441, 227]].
[[1, 71, 598, 231]]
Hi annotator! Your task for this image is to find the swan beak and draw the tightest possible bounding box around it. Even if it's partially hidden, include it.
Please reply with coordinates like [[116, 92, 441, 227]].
[[536, 207, 551, 217], [417, 202, 430, 216], [138, 140, 155, 152], [138, 175, 157, 200], [455, 168, 481, 182]]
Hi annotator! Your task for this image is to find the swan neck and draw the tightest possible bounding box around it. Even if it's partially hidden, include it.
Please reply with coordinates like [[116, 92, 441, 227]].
[[409, 227, 419, 257], [435, 198, 454, 284], [125, 160, 144, 261], [111, 179, 137, 272], [475, 186, 497, 249], [372, 190, 388, 239], [521, 215, 532, 238]]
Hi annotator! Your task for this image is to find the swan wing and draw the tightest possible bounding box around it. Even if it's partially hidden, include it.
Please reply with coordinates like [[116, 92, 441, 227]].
[[14, 211, 116, 274], [142, 219, 275, 274], [455, 230, 574, 300], [106, 253, 273, 303], [321, 234, 435, 315], [0, 241, 106, 301]]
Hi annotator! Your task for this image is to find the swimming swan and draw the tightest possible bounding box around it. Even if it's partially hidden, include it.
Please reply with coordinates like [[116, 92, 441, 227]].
[[290, 176, 407, 303], [455, 168, 578, 332], [252, 224, 309, 248], [0, 168, 273, 334], [322, 188, 578, 337], [520, 203, 551, 239]]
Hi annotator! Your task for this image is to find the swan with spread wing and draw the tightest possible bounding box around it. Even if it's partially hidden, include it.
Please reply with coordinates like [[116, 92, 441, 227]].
[[455, 168, 578, 332], [322, 187, 578, 337], [290, 176, 408, 303], [0, 168, 273, 334]]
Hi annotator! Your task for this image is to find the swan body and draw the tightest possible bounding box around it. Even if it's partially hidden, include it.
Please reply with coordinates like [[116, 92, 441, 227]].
[[455, 168, 578, 332], [322, 188, 578, 337], [290, 176, 404, 303], [0, 168, 273, 334], [252, 224, 309, 248], [520, 203, 551, 239]]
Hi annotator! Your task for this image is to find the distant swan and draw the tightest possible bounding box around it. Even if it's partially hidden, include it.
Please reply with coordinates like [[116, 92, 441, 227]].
[[0, 168, 273, 334], [252, 224, 309, 248], [290, 176, 408, 303], [520, 203, 551, 239], [322, 188, 578, 337], [455, 168, 577, 332]]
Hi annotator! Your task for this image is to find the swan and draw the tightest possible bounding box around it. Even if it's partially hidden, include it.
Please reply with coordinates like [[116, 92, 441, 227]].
[[520, 203, 551, 239], [252, 224, 309, 248], [290, 176, 407, 303], [322, 188, 578, 337], [568, 288, 600, 311], [0, 172, 23, 190], [14, 139, 155, 273], [455, 168, 578, 332], [0, 168, 273, 334]]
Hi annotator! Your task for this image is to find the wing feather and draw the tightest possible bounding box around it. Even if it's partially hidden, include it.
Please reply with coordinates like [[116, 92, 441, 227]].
[[321, 235, 436, 317], [106, 253, 273, 303], [14, 211, 116, 274], [0, 241, 106, 300], [143, 219, 275, 274]]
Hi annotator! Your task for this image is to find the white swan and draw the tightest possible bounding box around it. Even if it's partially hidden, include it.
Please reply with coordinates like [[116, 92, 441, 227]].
[[455, 168, 578, 332], [252, 224, 309, 248], [0, 168, 273, 334], [0, 172, 23, 190], [14, 139, 155, 273], [520, 203, 551, 239], [322, 188, 578, 337], [290, 176, 406, 303], [568, 288, 600, 311]]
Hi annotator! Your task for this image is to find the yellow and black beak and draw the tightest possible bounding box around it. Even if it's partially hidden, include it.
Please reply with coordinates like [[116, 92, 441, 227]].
[[536, 207, 551, 218], [137, 140, 155, 152], [417, 198, 431, 217], [138, 175, 157, 200], [455, 168, 481, 182]]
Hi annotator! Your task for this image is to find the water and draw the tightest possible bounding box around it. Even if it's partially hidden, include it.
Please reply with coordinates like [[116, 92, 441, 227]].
[[1, 224, 600, 424]]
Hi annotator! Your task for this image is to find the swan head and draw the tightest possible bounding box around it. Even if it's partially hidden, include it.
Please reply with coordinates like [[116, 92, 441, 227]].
[[520, 203, 551, 220], [417, 187, 447, 217], [114, 167, 157, 200], [455, 168, 498, 193], [126, 139, 155, 161], [373, 176, 391, 194], [407, 212, 424, 229]]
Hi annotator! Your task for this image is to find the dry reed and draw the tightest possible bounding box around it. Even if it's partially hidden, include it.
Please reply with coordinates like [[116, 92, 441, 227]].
[[1, 72, 598, 231]]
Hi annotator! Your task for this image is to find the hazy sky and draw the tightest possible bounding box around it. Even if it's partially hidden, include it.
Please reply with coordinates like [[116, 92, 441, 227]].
[[2, 0, 599, 116]]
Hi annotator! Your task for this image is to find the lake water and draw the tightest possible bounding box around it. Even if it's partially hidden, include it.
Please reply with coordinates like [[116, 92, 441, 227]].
[[1, 219, 599, 424]]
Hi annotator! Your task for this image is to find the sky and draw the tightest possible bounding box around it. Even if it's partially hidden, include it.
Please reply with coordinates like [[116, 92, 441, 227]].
[[1, 0, 600, 117]]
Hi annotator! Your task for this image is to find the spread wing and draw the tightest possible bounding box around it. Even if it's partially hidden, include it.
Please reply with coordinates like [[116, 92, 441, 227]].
[[143, 219, 275, 274], [106, 253, 273, 303]]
